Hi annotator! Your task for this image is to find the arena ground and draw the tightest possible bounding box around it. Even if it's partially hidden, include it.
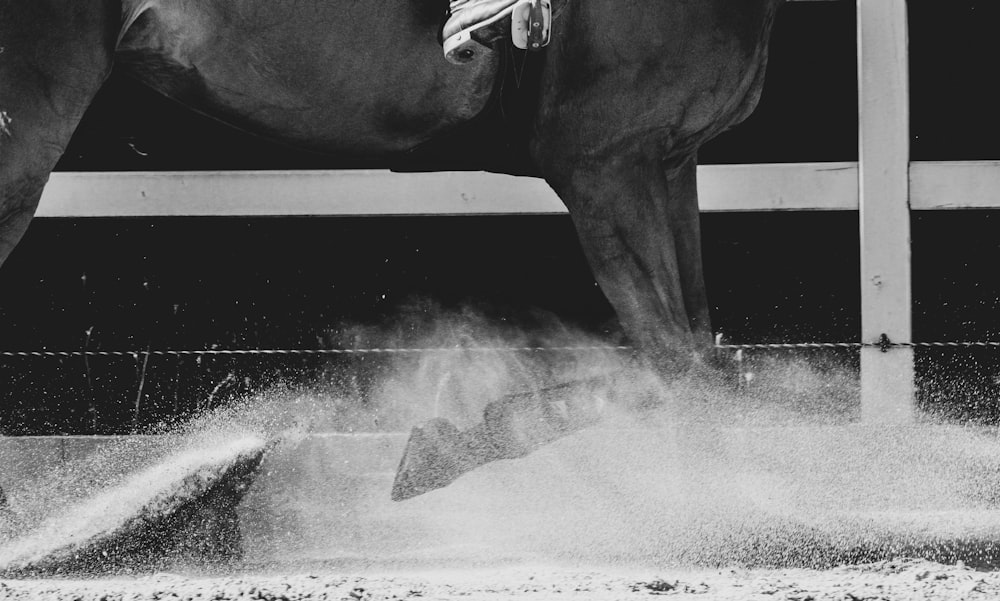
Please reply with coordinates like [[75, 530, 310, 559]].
[[2, 559, 999, 600]]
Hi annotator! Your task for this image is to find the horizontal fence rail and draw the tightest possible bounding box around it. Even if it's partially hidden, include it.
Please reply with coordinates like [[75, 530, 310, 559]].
[[34, 161, 1000, 217], [36, 165, 853, 217]]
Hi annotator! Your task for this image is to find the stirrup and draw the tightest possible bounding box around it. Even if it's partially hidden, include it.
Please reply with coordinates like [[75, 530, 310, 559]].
[[443, 0, 552, 64], [512, 0, 551, 51]]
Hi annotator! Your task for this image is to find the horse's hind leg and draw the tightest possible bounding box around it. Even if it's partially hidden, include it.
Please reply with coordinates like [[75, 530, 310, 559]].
[[0, 1, 118, 268], [544, 150, 713, 372]]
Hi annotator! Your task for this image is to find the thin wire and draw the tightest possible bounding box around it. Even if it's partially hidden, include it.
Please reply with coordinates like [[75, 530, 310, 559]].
[[715, 342, 864, 350], [6, 340, 1000, 358], [0, 346, 633, 358], [717, 341, 1000, 350], [905, 341, 1000, 348]]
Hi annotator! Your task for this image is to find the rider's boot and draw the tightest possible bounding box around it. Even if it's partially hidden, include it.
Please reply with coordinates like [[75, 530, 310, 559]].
[[442, 0, 552, 64]]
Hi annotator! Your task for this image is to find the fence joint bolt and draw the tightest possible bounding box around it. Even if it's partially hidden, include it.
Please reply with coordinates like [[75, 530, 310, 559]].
[[878, 333, 892, 353]]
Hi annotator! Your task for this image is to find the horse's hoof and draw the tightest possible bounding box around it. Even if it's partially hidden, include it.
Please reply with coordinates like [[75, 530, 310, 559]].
[[391, 418, 467, 500]]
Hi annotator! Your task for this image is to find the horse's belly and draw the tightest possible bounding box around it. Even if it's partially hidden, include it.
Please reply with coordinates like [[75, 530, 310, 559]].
[[116, 0, 496, 156]]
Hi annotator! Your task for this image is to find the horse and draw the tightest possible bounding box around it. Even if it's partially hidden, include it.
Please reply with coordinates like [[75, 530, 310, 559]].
[[0, 0, 781, 370]]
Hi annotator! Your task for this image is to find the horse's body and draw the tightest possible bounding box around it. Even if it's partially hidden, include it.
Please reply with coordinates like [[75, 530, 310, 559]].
[[0, 0, 781, 366]]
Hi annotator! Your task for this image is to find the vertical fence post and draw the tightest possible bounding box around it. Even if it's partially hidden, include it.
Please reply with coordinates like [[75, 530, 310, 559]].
[[857, 0, 914, 422]]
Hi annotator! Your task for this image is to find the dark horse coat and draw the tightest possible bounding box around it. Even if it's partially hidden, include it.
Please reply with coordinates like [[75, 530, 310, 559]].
[[0, 0, 781, 368]]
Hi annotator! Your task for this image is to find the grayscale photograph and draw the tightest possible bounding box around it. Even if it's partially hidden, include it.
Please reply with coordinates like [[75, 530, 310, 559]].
[[3, 0, 1000, 598]]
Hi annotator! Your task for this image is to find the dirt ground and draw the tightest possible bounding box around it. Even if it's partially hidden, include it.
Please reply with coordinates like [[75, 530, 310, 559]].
[[2, 559, 999, 600], [8, 361, 1000, 600]]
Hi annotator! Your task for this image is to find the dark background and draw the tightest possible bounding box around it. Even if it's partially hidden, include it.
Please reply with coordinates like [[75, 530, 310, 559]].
[[3, 1, 1000, 433]]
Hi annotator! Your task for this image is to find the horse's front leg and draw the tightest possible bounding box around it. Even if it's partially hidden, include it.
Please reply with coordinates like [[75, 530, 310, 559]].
[[391, 147, 715, 500], [0, 1, 118, 268], [545, 149, 713, 372]]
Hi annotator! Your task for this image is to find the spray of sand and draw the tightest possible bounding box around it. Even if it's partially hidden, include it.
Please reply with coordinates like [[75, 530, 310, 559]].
[[0, 437, 266, 574], [6, 305, 1000, 574], [0, 388, 341, 574], [240, 306, 1000, 571]]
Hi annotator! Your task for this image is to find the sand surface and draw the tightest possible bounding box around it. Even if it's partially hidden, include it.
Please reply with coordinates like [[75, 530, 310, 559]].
[[7, 356, 1000, 599], [2, 560, 1000, 600]]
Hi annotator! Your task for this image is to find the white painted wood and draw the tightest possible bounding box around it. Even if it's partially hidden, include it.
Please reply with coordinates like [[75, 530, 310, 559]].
[[857, 0, 913, 423], [698, 163, 858, 211], [910, 161, 1000, 210], [35, 163, 859, 217], [41, 161, 1000, 217], [35, 171, 566, 218]]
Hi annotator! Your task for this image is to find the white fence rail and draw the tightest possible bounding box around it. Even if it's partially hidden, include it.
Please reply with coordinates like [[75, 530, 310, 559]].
[[36, 164, 859, 217], [35, 161, 1000, 218], [32, 0, 992, 421]]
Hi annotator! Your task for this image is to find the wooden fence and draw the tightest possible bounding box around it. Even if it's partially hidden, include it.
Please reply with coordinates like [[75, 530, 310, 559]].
[[34, 0, 991, 422]]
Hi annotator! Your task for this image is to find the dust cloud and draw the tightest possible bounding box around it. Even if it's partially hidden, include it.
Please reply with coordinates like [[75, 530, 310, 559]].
[[240, 307, 1000, 571], [6, 305, 1000, 574]]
